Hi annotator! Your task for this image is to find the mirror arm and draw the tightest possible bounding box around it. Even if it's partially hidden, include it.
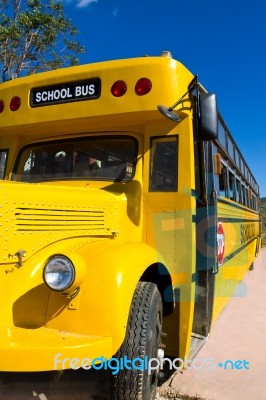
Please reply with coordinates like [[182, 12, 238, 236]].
[[157, 75, 199, 122]]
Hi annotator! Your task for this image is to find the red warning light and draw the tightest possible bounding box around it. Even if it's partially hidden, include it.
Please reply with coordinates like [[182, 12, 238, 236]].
[[10, 96, 21, 111], [111, 80, 127, 97], [135, 78, 152, 95]]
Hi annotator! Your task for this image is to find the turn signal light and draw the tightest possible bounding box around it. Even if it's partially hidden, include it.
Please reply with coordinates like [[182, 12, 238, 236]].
[[10, 96, 21, 111], [111, 80, 127, 97], [135, 78, 152, 95]]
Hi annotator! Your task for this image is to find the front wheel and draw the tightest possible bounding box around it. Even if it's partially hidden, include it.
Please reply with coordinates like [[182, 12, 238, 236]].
[[112, 281, 163, 400]]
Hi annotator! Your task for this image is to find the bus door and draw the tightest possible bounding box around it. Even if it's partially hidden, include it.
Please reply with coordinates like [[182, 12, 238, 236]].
[[191, 140, 217, 357], [144, 130, 197, 360]]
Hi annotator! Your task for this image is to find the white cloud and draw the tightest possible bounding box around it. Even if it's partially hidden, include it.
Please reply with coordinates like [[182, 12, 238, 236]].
[[61, 0, 98, 9], [59, 0, 98, 8], [76, 0, 98, 8]]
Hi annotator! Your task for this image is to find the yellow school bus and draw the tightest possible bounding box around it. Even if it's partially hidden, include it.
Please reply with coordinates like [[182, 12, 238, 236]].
[[0, 51, 260, 399]]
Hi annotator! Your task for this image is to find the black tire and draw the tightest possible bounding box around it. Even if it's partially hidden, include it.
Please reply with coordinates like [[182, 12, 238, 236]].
[[112, 281, 163, 400]]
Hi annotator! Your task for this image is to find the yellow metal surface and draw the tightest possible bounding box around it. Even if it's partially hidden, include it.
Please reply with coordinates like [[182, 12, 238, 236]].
[[0, 326, 112, 371], [0, 181, 118, 263], [212, 200, 260, 324], [0, 56, 193, 137], [143, 115, 196, 359], [0, 178, 161, 367]]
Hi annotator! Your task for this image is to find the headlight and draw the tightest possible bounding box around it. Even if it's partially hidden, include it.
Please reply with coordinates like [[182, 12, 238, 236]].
[[43, 255, 75, 292]]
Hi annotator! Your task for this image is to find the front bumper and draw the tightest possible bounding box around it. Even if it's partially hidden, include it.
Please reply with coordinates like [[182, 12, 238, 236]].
[[0, 326, 112, 372]]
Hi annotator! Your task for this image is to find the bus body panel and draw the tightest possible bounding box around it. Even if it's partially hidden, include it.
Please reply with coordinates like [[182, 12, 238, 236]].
[[143, 115, 196, 359], [212, 199, 260, 323]]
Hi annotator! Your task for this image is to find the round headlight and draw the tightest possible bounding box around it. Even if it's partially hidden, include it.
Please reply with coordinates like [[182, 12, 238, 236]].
[[43, 255, 75, 292]]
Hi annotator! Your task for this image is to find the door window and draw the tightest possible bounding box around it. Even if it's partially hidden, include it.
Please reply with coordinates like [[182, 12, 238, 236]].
[[149, 137, 178, 192]]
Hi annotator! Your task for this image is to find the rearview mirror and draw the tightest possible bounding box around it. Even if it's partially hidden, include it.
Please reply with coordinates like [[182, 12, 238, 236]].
[[198, 93, 218, 141]]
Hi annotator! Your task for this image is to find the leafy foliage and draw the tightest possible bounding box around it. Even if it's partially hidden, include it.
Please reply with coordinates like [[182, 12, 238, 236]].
[[0, 0, 85, 81], [261, 198, 266, 235]]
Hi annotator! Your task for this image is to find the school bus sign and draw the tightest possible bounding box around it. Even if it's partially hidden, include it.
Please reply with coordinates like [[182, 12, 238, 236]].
[[30, 78, 101, 106]]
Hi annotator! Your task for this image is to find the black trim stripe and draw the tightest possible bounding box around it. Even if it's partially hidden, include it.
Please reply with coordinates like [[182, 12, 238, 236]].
[[223, 236, 258, 265], [219, 217, 259, 223]]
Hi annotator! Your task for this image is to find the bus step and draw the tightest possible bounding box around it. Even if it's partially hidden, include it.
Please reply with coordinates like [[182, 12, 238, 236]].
[[188, 332, 208, 360]]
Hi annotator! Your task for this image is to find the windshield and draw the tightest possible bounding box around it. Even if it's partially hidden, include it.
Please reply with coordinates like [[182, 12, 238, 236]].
[[13, 136, 138, 182]]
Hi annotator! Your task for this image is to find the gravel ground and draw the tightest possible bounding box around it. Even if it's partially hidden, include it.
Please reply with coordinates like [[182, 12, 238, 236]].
[[156, 387, 205, 399], [155, 374, 205, 400]]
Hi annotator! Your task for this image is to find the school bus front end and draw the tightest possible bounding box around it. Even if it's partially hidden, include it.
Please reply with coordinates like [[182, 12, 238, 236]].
[[0, 54, 199, 383], [0, 140, 169, 373], [0, 179, 143, 371]]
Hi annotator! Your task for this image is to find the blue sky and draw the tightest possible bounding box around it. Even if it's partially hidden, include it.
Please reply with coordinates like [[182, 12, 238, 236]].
[[62, 0, 266, 196]]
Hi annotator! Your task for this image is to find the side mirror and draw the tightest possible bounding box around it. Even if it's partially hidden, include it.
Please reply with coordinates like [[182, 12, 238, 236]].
[[198, 93, 218, 141]]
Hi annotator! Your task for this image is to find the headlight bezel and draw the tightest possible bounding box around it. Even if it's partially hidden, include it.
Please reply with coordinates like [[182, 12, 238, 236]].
[[43, 254, 75, 292]]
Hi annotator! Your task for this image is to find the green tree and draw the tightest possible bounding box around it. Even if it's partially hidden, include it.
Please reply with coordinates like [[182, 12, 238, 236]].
[[0, 0, 85, 81]]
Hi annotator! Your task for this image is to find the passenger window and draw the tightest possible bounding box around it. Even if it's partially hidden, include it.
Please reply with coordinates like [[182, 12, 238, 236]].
[[228, 170, 235, 200], [149, 137, 178, 192], [218, 121, 226, 149], [227, 137, 234, 161], [235, 177, 241, 203], [241, 184, 246, 205], [218, 163, 228, 197], [245, 187, 250, 208]]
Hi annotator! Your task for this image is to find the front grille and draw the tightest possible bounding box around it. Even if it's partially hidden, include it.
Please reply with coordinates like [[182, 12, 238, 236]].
[[15, 207, 106, 232]]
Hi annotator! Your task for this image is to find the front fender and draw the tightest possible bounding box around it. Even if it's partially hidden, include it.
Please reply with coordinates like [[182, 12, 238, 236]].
[[46, 239, 167, 354]]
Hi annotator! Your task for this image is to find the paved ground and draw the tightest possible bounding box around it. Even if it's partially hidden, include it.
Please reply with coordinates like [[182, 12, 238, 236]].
[[159, 246, 266, 400]]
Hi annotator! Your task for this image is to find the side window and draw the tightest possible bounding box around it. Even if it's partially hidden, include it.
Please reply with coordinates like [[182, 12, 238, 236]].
[[228, 169, 235, 201], [245, 186, 250, 208], [218, 162, 228, 197], [227, 137, 234, 161], [241, 183, 246, 206], [0, 150, 8, 179], [235, 177, 241, 204], [218, 121, 226, 149], [149, 137, 178, 192]]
